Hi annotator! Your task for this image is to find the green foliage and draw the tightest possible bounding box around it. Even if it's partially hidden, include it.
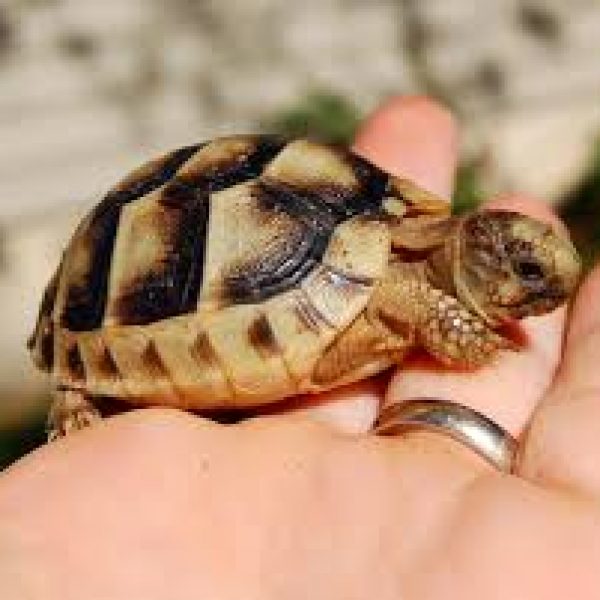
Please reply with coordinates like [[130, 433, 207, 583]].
[[265, 90, 362, 144], [561, 137, 600, 268], [452, 161, 486, 215]]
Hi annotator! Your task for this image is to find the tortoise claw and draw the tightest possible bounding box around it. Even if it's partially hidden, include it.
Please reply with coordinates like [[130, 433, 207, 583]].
[[47, 390, 102, 442]]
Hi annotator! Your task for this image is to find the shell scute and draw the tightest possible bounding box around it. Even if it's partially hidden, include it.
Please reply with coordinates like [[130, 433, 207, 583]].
[[60, 144, 203, 332], [31, 135, 397, 407]]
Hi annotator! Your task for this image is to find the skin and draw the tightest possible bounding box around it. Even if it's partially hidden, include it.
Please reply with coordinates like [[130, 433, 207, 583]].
[[1, 96, 600, 599]]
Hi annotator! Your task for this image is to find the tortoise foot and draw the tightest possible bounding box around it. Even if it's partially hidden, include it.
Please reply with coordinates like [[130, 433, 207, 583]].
[[47, 390, 102, 442]]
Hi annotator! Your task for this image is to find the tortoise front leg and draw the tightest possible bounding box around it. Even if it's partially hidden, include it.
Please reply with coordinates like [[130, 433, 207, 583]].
[[370, 262, 513, 369], [47, 389, 102, 441]]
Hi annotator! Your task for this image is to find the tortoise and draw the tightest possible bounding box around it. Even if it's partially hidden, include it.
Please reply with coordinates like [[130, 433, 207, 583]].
[[28, 135, 581, 440]]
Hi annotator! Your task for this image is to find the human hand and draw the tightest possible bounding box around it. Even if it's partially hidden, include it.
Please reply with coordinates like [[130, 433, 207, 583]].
[[1, 97, 599, 600]]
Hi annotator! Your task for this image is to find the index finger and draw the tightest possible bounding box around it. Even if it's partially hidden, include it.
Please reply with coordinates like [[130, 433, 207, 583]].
[[352, 95, 458, 199]]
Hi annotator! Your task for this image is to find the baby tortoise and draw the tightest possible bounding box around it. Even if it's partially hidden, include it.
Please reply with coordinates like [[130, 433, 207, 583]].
[[28, 136, 581, 440]]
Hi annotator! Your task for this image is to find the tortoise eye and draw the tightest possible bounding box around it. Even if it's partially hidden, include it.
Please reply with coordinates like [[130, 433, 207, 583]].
[[514, 260, 544, 281]]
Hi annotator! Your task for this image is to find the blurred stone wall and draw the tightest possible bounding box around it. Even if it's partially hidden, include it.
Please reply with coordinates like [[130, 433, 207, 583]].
[[1, 0, 599, 426]]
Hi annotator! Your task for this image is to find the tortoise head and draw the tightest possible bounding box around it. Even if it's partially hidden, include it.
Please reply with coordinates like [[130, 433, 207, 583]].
[[454, 210, 581, 325]]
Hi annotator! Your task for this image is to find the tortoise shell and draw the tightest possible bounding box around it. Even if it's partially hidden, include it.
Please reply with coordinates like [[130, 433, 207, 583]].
[[29, 135, 449, 408]]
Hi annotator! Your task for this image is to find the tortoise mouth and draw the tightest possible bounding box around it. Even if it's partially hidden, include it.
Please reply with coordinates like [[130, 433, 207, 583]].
[[497, 288, 567, 318]]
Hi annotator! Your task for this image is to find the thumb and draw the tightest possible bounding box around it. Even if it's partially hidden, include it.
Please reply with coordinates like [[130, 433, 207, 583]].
[[518, 264, 600, 497]]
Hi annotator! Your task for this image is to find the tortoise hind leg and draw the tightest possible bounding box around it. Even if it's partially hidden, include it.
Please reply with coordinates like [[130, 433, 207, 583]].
[[47, 389, 102, 442]]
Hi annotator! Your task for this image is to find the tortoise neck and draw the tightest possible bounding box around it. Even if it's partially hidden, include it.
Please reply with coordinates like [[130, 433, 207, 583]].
[[425, 216, 501, 327], [423, 220, 462, 297]]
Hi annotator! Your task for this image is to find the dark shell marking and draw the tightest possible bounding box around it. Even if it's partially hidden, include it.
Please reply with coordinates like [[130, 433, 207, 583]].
[[96, 348, 121, 380], [62, 144, 203, 332], [190, 332, 220, 367], [28, 262, 62, 371], [247, 314, 281, 358], [140, 341, 169, 378], [112, 137, 288, 326], [66, 344, 86, 382], [112, 199, 209, 326], [221, 157, 388, 304], [49, 137, 392, 340]]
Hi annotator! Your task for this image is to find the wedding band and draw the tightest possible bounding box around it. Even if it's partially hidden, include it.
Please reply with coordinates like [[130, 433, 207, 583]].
[[373, 398, 518, 473]]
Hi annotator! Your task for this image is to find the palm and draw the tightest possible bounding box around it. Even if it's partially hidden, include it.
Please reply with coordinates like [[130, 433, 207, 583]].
[[2, 97, 599, 600]]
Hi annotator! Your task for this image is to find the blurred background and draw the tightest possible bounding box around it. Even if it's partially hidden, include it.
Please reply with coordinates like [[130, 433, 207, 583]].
[[1, 0, 600, 467]]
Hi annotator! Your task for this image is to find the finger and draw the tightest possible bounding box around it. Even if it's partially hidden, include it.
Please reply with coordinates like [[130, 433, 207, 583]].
[[386, 194, 570, 437], [288, 96, 459, 433], [255, 380, 383, 435], [519, 264, 600, 496], [353, 95, 458, 198]]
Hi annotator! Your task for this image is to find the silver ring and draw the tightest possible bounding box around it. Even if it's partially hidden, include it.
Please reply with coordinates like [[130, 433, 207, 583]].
[[373, 398, 517, 473]]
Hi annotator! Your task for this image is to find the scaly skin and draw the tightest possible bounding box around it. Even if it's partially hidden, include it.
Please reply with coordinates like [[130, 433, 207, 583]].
[[411, 209, 581, 365], [370, 263, 514, 368], [350, 212, 580, 372], [450, 210, 581, 325]]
